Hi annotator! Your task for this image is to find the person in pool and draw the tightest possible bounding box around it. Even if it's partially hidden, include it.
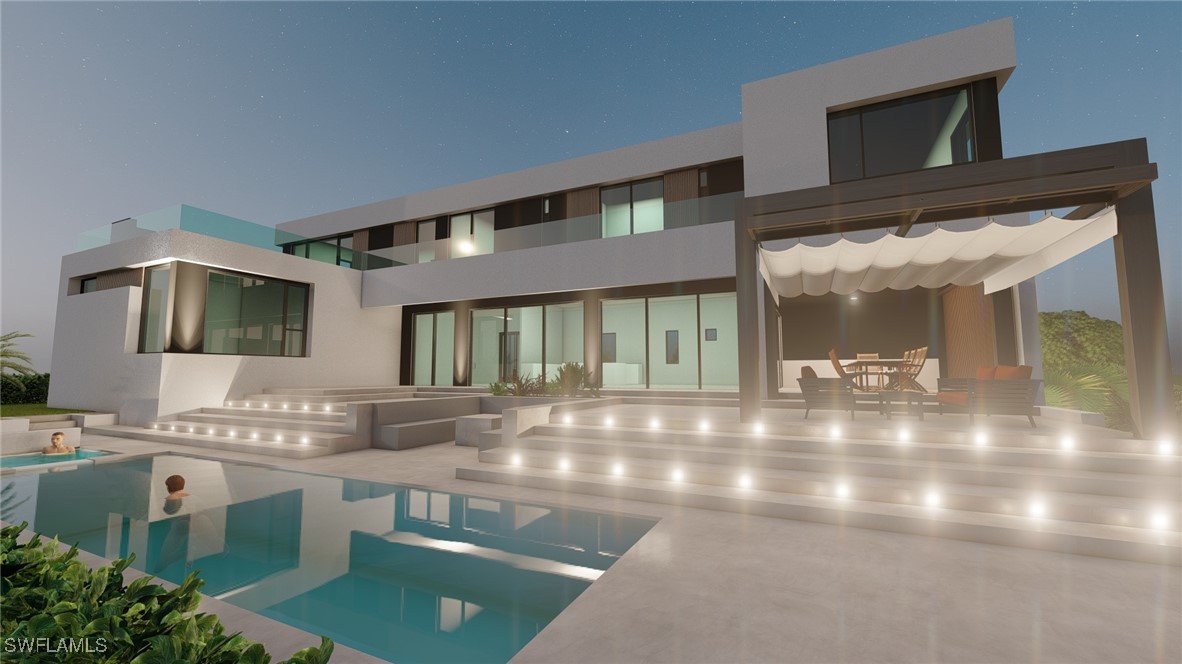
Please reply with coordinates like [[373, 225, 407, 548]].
[[42, 431, 75, 455]]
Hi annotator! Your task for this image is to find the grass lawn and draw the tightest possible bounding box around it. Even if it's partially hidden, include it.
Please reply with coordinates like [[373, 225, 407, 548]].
[[0, 403, 93, 417]]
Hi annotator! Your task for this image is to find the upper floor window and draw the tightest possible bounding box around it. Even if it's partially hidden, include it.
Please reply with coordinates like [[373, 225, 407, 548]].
[[601, 178, 663, 238], [828, 85, 975, 184], [284, 234, 354, 268]]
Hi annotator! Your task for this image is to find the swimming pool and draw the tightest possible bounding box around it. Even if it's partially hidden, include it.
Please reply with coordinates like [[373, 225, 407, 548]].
[[0, 449, 113, 469], [0, 454, 655, 663]]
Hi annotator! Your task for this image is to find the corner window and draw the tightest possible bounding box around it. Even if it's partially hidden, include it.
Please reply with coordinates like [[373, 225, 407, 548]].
[[828, 86, 976, 183], [283, 234, 354, 268]]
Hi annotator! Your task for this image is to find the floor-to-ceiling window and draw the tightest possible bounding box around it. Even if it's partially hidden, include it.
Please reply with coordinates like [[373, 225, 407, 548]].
[[601, 292, 737, 389], [600, 298, 647, 388], [412, 311, 455, 386], [139, 264, 172, 353], [203, 271, 308, 357], [469, 303, 584, 386]]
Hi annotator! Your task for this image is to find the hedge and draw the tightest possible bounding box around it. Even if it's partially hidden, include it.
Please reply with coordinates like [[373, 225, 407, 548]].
[[1, 373, 51, 405], [0, 522, 333, 663]]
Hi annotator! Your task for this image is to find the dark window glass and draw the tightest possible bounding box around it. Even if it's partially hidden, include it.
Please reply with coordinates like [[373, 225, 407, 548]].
[[81, 278, 97, 293], [704, 328, 718, 342], [829, 86, 975, 183], [665, 330, 679, 365], [602, 332, 617, 363], [827, 114, 864, 183], [368, 224, 394, 250]]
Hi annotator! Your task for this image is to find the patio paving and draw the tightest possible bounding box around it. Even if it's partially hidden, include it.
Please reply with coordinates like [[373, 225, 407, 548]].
[[42, 426, 1180, 663]]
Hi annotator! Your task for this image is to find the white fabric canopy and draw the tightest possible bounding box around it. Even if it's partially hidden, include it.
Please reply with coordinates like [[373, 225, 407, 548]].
[[759, 208, 1118, 301]]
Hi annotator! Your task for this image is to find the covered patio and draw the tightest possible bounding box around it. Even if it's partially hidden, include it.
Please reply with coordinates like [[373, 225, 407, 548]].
[[735, 139, 1173, 440]]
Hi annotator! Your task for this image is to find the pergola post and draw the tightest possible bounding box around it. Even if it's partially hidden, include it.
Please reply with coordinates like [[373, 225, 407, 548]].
[[1113, 184, 1175, 440], [735, 201, 762, 423]]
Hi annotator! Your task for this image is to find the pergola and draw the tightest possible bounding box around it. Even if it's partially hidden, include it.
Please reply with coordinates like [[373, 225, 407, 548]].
[[734, 139, 1174, 440]]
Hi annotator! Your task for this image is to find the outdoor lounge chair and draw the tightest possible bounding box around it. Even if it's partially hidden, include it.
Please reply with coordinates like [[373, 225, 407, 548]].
[[798, 366, 856, 420], [936, 365, 1039, 427]]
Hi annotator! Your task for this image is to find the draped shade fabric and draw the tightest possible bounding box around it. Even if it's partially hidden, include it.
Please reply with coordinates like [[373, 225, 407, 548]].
[[759, 209, 1118, 301]]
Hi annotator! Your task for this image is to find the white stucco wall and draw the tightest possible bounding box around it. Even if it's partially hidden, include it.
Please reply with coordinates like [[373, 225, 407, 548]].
[[361, 220, 737, 307], [50, 230, 401, 424], [740, 18, 1016, 197]]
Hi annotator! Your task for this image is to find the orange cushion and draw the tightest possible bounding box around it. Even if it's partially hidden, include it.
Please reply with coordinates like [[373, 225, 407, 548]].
[[937, 391, 969, 406], [976, 366, 997, 381], [995, 365, 1033, 380]]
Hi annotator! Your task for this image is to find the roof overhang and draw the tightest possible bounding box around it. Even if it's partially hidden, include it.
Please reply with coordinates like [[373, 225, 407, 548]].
[[742, 139, 1157, 243]]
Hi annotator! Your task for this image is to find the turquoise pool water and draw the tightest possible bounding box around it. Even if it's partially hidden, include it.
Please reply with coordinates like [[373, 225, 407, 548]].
[[0, 455, 655, 663], [0, 449, 112, 469]]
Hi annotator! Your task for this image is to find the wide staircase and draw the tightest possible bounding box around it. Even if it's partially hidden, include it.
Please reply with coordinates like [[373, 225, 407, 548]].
[[457, 407, 1181, 565], [86, 386, 462, 459]]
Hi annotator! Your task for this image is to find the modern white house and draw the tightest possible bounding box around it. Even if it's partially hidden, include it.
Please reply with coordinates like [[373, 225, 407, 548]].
[[49, 18, 1173, 441]]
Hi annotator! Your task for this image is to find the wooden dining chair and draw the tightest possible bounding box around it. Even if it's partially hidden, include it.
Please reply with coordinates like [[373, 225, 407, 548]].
[[828, 348, 869, 391], [857, 352, 881, 390]]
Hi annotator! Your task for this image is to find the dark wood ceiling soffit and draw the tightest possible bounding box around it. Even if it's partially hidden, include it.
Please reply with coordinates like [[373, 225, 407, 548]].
[[744, 139, 1157, 243]]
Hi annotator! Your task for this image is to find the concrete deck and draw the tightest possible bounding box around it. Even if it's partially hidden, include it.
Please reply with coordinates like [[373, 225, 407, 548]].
[[16, 428, 1180, 663]]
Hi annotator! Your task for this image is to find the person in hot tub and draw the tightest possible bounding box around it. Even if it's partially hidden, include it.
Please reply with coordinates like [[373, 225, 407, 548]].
[[42, 431, 75, 455]]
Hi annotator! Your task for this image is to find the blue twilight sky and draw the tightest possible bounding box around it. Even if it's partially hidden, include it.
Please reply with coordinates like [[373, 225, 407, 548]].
[[1, 1, 1179, 372]]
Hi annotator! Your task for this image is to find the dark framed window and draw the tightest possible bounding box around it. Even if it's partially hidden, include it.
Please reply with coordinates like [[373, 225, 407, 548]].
[[283, 234, 354, 268], [828, 85, 976, 183], [80, 277, 97, 293]]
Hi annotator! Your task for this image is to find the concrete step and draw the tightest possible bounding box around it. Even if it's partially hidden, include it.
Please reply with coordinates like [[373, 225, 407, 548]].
[[239, 393, 406, 406], [372, 395, 481, 426], [548, 415, 1149, 455], [86, 425, 341, 459], [376, 418, 456, 451], [180, 412, 351, 434], [478, 446, 1177, 530], [28, 419, 76, 431], [197, 406, 348, 422], [531, 424, 1173, 475], [150, 420, 352, 444], [508, 434, 1176, 499], [261, 386, 415, 397], [455, 464, 1180, 566]]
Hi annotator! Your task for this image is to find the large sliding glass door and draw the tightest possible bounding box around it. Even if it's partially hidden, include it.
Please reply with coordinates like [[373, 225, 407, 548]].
[[470, 303, 584, 386], [411, 311, 455, 386], [601, 292, 737, 390]]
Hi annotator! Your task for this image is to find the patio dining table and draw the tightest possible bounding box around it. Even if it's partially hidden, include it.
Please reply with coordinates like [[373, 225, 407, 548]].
[[846, 358, 909, 391]]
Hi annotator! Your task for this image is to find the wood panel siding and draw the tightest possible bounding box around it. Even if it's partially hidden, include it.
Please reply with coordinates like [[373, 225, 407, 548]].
[[942, 284, 997, 378], [566, 187, 599, 218], [664, 169, 700, 229], [393, 221, 416, 247]]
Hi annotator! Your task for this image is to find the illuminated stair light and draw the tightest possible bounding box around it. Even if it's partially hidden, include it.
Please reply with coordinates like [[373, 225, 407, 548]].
[[828, 425, 842, 439], [251, 432, 259, 440], [897, 428, 911, 443], [753, 422, 765, 435], [263, 403, 270, 409], [228, 429, 237, 437], [603, 416, 614, 427], [275, 434, 284, 443], [207, 428, 214, 435], [562, 414, 573, 425], [282, 403, 289, 410], [738, 474, 753, 489], [1157, 440, 1175, 456], [324, 405, 333, 412], [835, 482, 850, 499], [300, 436, 310, 445], [303, 404, 310, 411], [650, 417, 662, 429], [612, 463, 624, 477], [924, 491, 941, 508], [510, 453, 522, 466], [973, 430, 988, 446], [698, 420, 710, 432], [670, 468, 685, 482], [244, 402, 251, 408], [1028, 501, 1047, 519], [188, 426, 195, 433], [1060, 435, 1075, 451], [558, 458, 571, 471], [1150, 510, 1170, 530], [169, 425, 176, 432]]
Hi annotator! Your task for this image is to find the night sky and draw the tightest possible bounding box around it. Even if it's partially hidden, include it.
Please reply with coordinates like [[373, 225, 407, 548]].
[[2, 2, 1179, 371]]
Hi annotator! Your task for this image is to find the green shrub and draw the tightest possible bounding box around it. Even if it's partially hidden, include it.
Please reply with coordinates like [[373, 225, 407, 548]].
[[0, 522, 333, 664], [1, 373, 50, 405]]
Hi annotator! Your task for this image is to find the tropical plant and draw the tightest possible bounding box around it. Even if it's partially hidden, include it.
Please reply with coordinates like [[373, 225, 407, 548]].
[[1, 331, 37, 394], [0, 522, 333, 663], [550, 362, 600, 397]]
